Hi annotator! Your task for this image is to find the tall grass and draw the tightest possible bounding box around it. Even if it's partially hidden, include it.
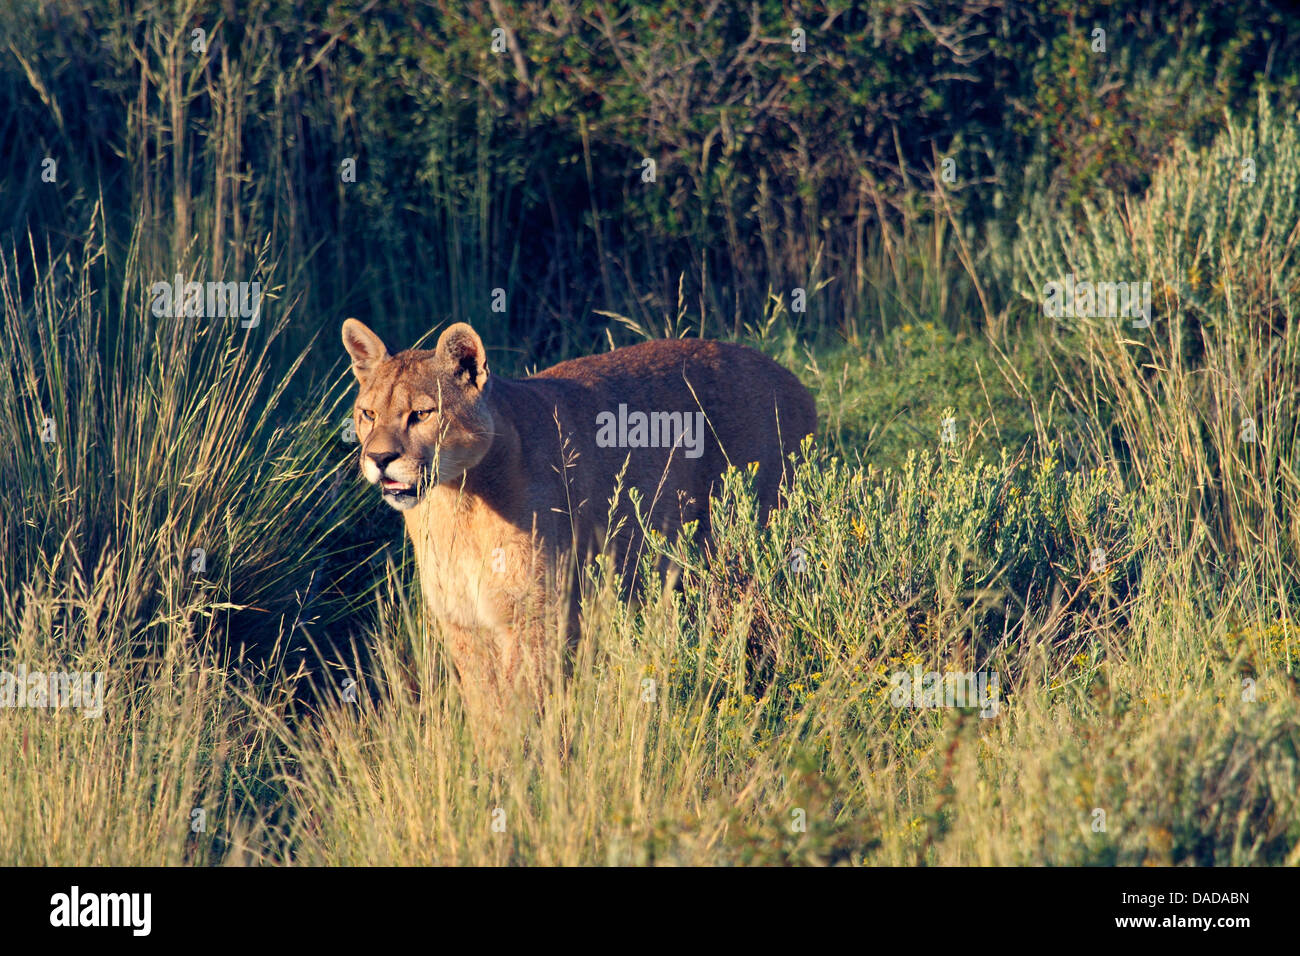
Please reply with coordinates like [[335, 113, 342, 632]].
[[0, 214, 377, 863]]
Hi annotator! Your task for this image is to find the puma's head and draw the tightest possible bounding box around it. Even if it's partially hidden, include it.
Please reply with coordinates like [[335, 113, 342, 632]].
[[342, 318, 495, 511]]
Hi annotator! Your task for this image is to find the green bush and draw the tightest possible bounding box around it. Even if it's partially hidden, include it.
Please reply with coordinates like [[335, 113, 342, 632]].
[[647, 441, 1142, 714], [1015, 93, 1300, 595]]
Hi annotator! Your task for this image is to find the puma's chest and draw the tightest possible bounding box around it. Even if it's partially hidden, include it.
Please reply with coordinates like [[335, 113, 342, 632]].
[[403, 493, 544, 632]]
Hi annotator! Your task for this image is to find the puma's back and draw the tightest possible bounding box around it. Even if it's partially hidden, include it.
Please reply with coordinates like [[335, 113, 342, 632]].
[[521, 337, 815, 552]]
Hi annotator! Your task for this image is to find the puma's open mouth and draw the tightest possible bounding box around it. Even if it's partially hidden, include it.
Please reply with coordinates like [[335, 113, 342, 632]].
[[380, 478, 416, 498]]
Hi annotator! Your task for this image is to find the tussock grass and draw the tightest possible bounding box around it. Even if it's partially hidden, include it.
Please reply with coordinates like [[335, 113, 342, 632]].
[[0, 220, 370, 864]]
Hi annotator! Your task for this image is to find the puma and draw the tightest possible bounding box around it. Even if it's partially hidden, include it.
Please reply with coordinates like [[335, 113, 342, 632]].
[[342, 319, 815, 728]]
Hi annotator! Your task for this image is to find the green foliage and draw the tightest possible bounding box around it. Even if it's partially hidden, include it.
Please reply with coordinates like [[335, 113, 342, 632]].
[[3, 0, 1297, 362], [655, 441, 1141, 705], [1008, 2, 1275, 213]]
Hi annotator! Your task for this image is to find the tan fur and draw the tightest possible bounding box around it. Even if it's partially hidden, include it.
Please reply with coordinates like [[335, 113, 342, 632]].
[[342, 319, 816, 729]]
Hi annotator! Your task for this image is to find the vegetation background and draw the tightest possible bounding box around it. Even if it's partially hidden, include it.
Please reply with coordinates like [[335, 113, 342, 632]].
[[2, 0, 1299, 864]]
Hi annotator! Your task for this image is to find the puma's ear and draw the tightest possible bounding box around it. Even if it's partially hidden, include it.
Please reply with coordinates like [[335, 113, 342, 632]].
[[436, 322, 489, 389], [342, 318, 388, 380]]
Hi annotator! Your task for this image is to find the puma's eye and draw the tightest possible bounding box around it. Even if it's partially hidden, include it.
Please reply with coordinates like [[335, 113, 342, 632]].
[[359, 409, 375, 421], [414, 409, 435, 423]]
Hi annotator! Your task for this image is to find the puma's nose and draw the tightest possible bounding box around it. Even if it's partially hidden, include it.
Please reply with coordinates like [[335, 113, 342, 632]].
[[368, 449, 400, 469]]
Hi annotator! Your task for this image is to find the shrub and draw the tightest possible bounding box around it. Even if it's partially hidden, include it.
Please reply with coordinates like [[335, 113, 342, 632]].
[[1015, 93, 1300, 598]]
